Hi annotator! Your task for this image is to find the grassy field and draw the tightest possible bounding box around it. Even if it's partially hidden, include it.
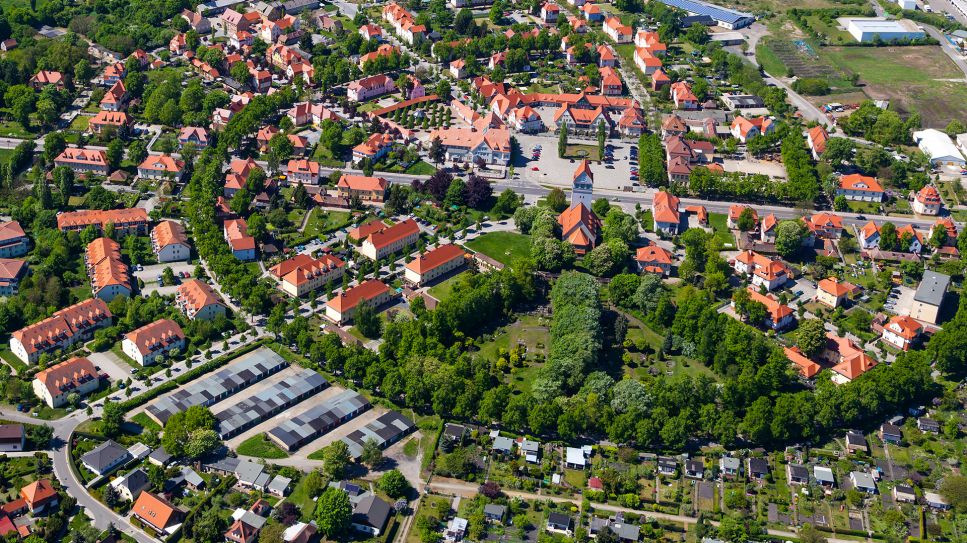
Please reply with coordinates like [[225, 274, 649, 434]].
[[405, 161, 436, 175], [236, 434, 289, 459], [755, 42, 788, 77], [131, 412, 161, 432], [303, 208, 353, 238], [708, 212, 737, 248], [426, 272, 468, 302], [563, 144, 601, 162], [465, 232, 531, 265], [819, 45, 967, 127]]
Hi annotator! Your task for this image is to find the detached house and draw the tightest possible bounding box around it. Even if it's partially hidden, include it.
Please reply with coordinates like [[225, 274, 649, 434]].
[[337, 175, 389, 202], [652, 191, 681, 234], [604, 17, 633, 43], [837, 174, 884, 202], [151, 221, 190, 263], [138, 154, 185, 182], [731, 250, 791, 291], [286, 159, 321, 185], [807, 125, 828, 160], [882, 315, 923, 351], [914, 185, 943, 215], [635, 243, 674, 275], [670, 81, 698, 110], [730, 115, 774, 143]]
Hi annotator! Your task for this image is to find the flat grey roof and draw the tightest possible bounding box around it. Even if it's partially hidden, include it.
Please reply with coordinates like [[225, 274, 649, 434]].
[[914, 270, 950, 306], [146, 348, 288, 425], [341, 410, 415, 458], [215, 368, 328, 438], [267, 390, 369, 451]]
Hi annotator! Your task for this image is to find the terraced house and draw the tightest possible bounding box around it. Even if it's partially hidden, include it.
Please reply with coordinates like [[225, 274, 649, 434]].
[[10, 298, 112, 364], [56, 208, 149, 237]]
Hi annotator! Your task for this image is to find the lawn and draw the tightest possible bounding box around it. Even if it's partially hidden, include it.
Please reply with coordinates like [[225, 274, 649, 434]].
[[0, 120, 35, 139], [0, 345, 27, 374], [68, 115, 90, 132], [755, 42, 788, 77], [563, 144, 601, 162], [426, 272, 468, 302], [236, 434, 289, 459], [110, 344, 166, 376], [303, 208, 353, 238], [406, 495, 451, 543], [707, 212, 736, 248], [819, 45, 967, 128], [130, 412, 161, 432], [464, 232, 531, 266], [405, 160, 436, 175], [288, 476, 320, 521]]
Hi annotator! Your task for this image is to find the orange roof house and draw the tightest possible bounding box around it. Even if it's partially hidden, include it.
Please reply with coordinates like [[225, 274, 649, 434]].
[[744, 288, 794, 330], [269, 254, 345, 297], [175, 279, 227, 321], [405, 244, 467, 285], [20, 479, 58, 513], [325, 279, 395, 324], [825, 333, 877, 384], [635, 243, 674, 275], [33, 357, 100, 408], [11, 298, 112, 364], [837, 174, 884, 201], [784, 346, 821, 379], [652, 191, 680, 234], [816, 277, 856, 308], [132, 492, 183, 535], [558, 203, 601, 255], [807, 125, 828, 159]]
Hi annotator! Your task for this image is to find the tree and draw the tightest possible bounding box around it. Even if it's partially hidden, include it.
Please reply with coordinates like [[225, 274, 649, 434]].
[[162, 267, 176, 286], [833, 195, 848, 212], [879, 222, 899, 252], [737, 208, 756, 231], [378, 469, 410, 498], [106, 138, 124, 170], [247, 213, 268, 243], [193, 507, 226, 543], [463, 175, 492, 209], [930, 224, 948, 248], [492, 188, 522, 217], [775, 220, 806, 258], [797, 319, 826, 358], [360, 438, 384, 468], [258, 524, 286, 543], [315, 487, 352, 537], [128, 140, 148, 167], [44, 132, 67, 165], [321, 441, 351, 479], [230, 62, 252, 87], [940, 475, 967, 512], [558, 123, 568, 158], [102, 400, 124, 437], [355, 303, 382, 339], [592, 198, 611, 217], [429, 136, 445, 166], [185, 429, 220, 458], [546, 188, 568, 212]]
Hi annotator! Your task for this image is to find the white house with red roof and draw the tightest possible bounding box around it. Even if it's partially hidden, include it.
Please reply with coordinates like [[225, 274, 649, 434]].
[[176, 280, 227, 321], [54, 147, 110, 175], [122, 319, 186, 366], [730, 115, 774, 143], [224, 219, 256, 261], [404, 244, 466, 286], [635, 243, 674, 275], [739, 287, 795, 330], [652, 191, 681, 234], [347, 74, 395, 102], [760, 214, 778, 243], [359, 219, 420, 260], [325, 279, 396, 324], [670, 81, 698, 110], [542, 3, 561, 22], [913, 185, 943, 215], [807, 125, 828, 160], [352, 133, 395, 165], [634, 47, 663, 75], [507, 106, 544, 133], [358, 24, 384, 41], [0, 221, 29, 258], [732, 250, 791, 291], [137, 154, 185, 182], [427, 127, 512, 166], [603, 17, 633, 43], [859, 221, 880, 249], [269, 254, 345, 297], [836, 174, 884, 202], [286, 159, 321, 185], [881, 315, 923, 351]]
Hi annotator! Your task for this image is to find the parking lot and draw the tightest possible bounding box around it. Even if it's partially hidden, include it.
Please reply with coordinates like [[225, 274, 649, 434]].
[[513, 133, 639, 192], [885, 284, 916, 316], [134, 262, 196, 296]]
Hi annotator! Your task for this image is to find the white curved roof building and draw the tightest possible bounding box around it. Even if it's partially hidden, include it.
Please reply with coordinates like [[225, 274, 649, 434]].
[[914, 129, 966, 168]]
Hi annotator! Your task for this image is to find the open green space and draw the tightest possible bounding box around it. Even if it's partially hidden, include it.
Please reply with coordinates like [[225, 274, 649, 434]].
[[303, 208, 353, 239], [563, 144, 601, 162], [405, 160, 436, 175], [130, 412, 161, 432], [236, 433, 289, 459], [707, 212, 736, 248], [464, 231, 531, 265], [818, 45, 967, 127], [426, 271, 469, 302]]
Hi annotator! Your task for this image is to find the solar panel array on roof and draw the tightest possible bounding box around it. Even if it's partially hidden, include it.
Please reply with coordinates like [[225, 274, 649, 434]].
[[341, 410, 415, 458], [267, 390, 370, 451], [657, 0, 753, 27], [215, 368, 328, 438], [145, 348, 287, 425]]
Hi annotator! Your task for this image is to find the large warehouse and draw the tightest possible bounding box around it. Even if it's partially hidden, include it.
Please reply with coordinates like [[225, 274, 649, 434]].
[[914, 129, 967, 169], [840, 17, 926, 43], [657, 0, 754, 29]]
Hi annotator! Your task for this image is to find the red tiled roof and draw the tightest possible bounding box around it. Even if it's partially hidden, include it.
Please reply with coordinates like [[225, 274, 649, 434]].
[[327, 279, 390, 312], [34, 357, 98, 398], [124, 319, 185, 356], [406, 244, 465, 274], [366, 219, 419, 250]]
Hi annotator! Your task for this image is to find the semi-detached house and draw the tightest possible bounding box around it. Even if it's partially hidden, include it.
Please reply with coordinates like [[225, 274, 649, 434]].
[[359, 219, 420, 260]]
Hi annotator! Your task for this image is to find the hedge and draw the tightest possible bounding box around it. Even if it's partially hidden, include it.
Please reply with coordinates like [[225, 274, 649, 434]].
[[119, 338, 270, 413]]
